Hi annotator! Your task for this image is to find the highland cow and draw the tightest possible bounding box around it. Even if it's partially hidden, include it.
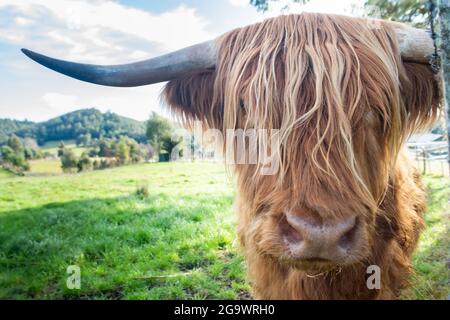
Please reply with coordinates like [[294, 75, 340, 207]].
[[23, 13, 441, 299]]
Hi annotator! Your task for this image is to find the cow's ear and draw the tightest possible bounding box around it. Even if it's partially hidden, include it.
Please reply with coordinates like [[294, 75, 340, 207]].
[[163, 71, 223, 129], [401, 63, 441, 131]]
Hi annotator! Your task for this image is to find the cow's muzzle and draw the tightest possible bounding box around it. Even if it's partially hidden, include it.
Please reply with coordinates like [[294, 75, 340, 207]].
[[279, 211, 367, 268]]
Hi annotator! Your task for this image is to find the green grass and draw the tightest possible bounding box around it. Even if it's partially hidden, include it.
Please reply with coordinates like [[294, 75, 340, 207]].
[[402, 174, 450, 300], [0, 168, 14, 179], [0, 162, 448, 299], [41, 139, 77, 149], [41, 139, 86, 157], [0, 162, 247, 299], [28, 160, 62, 175]]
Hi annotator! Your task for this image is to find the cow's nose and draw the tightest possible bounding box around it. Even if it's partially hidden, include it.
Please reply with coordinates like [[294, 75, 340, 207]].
[[280, 212, 361, 262]]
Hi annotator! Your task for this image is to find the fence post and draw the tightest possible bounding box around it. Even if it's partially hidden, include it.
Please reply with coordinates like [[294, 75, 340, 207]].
[[437, 0, 450, 176], [422, 148, 427, 174]]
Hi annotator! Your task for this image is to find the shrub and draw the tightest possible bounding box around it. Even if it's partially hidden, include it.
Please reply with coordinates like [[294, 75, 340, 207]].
[[60, 149, 78, 173], [135, 184, 150, 198], [88, 148, 98, 157], [0, 144, 29, 173], [57, 141, 65, 157], [98, 158, 118, 169], [116, 139, 130, 164], [92, 159, 100, 170], [77, 153, 93, 172]]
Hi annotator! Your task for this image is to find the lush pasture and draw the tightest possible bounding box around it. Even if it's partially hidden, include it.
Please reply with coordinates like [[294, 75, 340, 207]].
[[41, 139, 86, 157], [404, 174, 450, 300], [0, 162, 448, 299], [28, 160, 62, 175], [26, 139, 87, 175], [0, 162, 247, 299], [0, 168, 14, 179]]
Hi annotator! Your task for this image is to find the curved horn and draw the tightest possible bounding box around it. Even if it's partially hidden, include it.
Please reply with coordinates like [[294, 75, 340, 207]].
[[21, 40, 217, 87], [393, 26, 434, 64], [21, 25, 433, 87]]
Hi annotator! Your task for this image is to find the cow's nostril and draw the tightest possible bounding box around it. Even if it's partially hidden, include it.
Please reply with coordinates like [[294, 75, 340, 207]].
[[338, 217, 359, 250], [281, 212, 363, 263], [280, 214, 303, 243]]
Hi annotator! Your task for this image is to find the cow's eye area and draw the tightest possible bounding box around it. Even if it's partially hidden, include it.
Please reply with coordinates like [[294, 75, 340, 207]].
[[256, 202, 271, 214], [239, 99, 246, 112]]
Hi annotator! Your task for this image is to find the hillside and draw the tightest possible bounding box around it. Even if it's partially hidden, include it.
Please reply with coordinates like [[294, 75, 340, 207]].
[[0, 108, 147, 145], [0, 118, 36, 145]]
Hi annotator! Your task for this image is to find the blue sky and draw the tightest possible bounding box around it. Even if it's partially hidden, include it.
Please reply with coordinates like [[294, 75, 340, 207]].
[[0, 0, 361, 122]]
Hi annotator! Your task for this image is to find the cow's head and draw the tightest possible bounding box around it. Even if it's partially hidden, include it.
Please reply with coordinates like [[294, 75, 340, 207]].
[[23, 13, 441, 272]]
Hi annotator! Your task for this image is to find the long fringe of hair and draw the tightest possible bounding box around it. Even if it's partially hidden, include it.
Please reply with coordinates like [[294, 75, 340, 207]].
[[164, 13, 441, 215], [215, 14, 439, 212]]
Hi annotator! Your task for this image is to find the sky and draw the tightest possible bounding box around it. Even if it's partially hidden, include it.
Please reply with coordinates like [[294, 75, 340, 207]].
[[0, 0, 364, 122]]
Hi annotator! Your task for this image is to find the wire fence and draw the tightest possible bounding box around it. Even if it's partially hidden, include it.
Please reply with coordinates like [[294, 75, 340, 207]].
[[406, 141, 449, 176]]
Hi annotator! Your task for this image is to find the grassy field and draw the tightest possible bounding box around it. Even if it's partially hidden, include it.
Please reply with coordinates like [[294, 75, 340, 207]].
[[403, 174, 450, 299], [0, 162, 448, 299], [28, 160, 63, 175], [41, 139, 86, 157], [0, 168, 14, 179], [26, 139, 88, 175]]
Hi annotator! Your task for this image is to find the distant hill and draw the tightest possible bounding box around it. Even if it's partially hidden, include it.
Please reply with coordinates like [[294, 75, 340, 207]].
[[0, 108, 147, 145], [0, 119, 36, 145]]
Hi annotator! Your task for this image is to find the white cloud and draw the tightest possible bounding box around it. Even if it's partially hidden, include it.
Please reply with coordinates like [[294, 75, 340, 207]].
[[14, 16, 34, 26], [0, 0, 216, 122], [0, 31, 24, 42], [0, 0, 214, 63], [42, 92, 78, 114], [0, 0, 367, 123], [87, 84, 167, 121]]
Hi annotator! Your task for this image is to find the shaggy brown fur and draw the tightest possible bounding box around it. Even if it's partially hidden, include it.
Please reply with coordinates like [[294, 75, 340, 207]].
[[163, 13, 441, 299]]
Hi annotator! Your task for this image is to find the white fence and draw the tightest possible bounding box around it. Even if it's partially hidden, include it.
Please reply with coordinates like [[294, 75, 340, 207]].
[[406, 141, 449, 176]]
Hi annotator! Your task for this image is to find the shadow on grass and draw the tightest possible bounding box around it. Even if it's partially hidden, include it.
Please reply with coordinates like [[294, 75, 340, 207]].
[[0, 193, 249, 299], [2, 176, 446, 300]]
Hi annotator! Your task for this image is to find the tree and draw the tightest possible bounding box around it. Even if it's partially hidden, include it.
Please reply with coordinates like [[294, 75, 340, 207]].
[[160, 134, 182, 161], [7, 134, 23, 153], [98, 139, 114, 157], [364, 0, 428, 27], [0, 145, 14, 162], [139, 144, 155, 162], [436, 0, 450, 172], [116, 138, 130, 164], [57, 141, 65, 157], [1, 145, 29, 172], [23, 138, 41, 160], [23, 137, 39, 150], [76, 133, 92, 147], [77, 152, 93, 172], [88, 148, 98, 157], [60, 149, 78, 173], [0, 118, 36, 146], [24, 147, 37, 160], [1, 135, 29, 172], [127, 138, 141, 163], [146, 112, 172, 156], [249, 0, 427, 27]]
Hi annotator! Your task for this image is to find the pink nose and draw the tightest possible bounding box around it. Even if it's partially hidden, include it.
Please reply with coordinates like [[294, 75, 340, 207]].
[[280, 212, 361, 262]]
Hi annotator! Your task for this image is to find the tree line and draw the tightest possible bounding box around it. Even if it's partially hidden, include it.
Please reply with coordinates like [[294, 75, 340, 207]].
[[0, 108, 147, 146], [0, 134, 49, 174], [0, 110, 185, 174], [60, 111, 182, 172], [58, 137, 155, 173]]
